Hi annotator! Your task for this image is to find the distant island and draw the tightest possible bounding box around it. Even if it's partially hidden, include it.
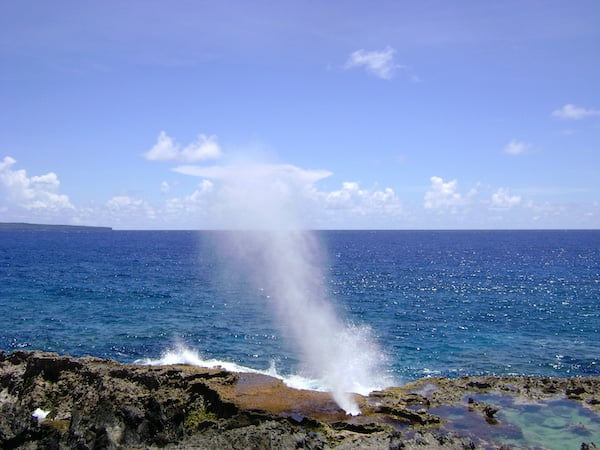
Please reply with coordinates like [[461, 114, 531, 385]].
[[0, 222, 112, 231]]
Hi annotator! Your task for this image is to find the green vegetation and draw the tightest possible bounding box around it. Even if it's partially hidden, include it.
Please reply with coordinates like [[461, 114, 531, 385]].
[[184, 409, 219, 429]]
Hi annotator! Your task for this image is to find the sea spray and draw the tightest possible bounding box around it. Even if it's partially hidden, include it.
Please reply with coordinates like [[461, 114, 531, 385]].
[[225, 229, 388, 414], [193, 161, 391, 413], [137, 343, 325, 392]]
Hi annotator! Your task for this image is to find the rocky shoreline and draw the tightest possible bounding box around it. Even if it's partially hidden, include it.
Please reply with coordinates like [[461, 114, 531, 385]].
[[1, 350, 598, 449]]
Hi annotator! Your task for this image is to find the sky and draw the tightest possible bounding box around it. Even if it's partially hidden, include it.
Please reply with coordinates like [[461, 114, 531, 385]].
[[1, 0, 599, 229]]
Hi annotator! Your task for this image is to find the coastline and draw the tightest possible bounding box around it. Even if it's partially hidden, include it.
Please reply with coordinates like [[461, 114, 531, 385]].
[[0, 222, 112, 231], [1, 351, 598, 449]]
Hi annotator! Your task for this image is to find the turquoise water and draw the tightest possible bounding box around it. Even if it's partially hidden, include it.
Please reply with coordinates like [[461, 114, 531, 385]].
[[498, 398, 600, 449], [1, 230, 599, 382], [432, 394, 600, 449]]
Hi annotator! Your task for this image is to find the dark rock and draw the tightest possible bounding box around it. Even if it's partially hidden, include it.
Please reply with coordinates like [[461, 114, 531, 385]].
[[543, 384, 559, 393], [2, 350, 599, 449], [567, 386, 586, 396], [376, 404, 441, 425], [482, 405, 499, 418], [331, 421, 387, 434], [466, 380, 492, 390], [403, 393, 430, 407]]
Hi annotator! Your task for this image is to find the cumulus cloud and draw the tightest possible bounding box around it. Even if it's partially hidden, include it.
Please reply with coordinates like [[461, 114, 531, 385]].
[[173, 162, 333, 228], [164, 180, 214, 214], [144, 131, 222, 162], [344, 46, 401, 80], [172, 161, 405, 228], [490, 188, 521, 209], [323, 182, 401, 215], [0, 156, 74, 212], [105, 195, 157, 224], [424, 176, 464, 211], [552, 104, 600, 120], [503, 139, 531, 156], [106, 195, 145, 210]]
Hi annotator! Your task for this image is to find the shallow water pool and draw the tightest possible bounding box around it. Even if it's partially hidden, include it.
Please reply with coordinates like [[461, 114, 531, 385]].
[[432, 394, 600, 449]]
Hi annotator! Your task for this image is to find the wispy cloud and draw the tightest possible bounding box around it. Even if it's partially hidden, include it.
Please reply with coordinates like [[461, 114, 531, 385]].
[[552, 104, 600, 120], [503, 139, 531, 156], [344, 46, 401, 80], [173, 163, 332, 185], [144, 131, 222, 163], [490, 188, 521, 210]]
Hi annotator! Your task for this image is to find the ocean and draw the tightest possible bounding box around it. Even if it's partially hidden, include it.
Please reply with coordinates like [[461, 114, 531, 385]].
[[1, 229, 599, 389]]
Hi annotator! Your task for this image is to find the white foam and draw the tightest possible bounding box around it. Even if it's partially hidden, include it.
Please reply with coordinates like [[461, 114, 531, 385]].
[[32, 408, 49, 422], [136, 345, 327, 392]]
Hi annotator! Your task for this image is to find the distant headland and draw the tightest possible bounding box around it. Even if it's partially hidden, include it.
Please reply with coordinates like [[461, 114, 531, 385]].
[[0, 222, 112, 231]]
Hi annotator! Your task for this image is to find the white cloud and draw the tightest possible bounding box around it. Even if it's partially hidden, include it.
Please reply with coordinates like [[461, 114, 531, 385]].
[[173, 163, 332, 185], [322, 182, 402, 215], [0, 156, 16, 171], [106, 195, 144, 209], [172, 162, 404, 228], [164, 180, 214, 215], [180, 135, 222, 162], [490, 188, 521, 209], [424, 176, 463, 211], [503, 139, 531, 156], [143, 131, 179, 161], [144, 131, 223, 162], [172, 162, 333, 229], [106, 195, 156, 223], [160, 180, 183, 193], [344, 46, 401, 80], [0, 156, 74, 212], [552, 104, 600, 120]]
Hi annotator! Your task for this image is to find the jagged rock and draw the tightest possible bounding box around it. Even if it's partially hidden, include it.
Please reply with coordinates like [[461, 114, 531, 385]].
[[466, 380, 491, 390], [1, 350, 599, 449], [482, 405, 498, 419], [567, 386, 587, 398], [581, 443, 598, 450], [374, 404, 441, 425]]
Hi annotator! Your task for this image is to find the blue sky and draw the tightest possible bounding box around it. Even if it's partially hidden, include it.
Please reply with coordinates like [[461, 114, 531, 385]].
[[1, 0, 599, 229]]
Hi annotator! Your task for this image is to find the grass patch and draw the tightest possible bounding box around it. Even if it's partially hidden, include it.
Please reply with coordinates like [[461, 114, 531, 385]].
[[184, 409, 219, 430]]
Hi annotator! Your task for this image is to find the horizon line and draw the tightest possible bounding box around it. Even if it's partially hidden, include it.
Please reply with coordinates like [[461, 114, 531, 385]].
[[2, 222, 598, 232]]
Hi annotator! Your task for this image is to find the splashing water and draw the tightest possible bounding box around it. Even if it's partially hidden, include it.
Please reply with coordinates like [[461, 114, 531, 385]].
[[229, 229, 390, 414], [137, 344, 326, 392], [204, 161, 392, 414]]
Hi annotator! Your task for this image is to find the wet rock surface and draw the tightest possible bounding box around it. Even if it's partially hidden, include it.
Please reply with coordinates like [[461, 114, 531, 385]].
[[1, 350, 598, 449]]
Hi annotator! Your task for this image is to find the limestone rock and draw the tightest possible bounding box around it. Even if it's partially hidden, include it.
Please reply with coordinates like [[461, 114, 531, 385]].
[[1, 350, 598, 449]]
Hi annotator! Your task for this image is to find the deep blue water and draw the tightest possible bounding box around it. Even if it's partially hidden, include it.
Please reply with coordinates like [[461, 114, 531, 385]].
[[1, 229, 599, 382]]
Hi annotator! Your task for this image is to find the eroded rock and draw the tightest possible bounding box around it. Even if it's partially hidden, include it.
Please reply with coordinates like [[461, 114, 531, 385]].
[[1, 350, 598, 449]]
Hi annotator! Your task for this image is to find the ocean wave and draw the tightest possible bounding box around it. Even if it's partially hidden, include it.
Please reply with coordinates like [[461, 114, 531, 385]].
[[135, 345, 331, 393]]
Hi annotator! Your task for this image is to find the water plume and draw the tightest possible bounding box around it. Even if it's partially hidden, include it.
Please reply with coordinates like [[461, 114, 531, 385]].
[[204, 160, 391, 414]]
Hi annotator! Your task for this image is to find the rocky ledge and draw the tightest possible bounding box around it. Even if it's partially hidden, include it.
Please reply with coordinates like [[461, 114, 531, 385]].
[[1, 350, 598, 449]]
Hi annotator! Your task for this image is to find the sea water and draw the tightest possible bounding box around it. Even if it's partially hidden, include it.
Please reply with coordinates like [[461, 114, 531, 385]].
[[1, 230, 599, 386], [431, 394, 600, 448]]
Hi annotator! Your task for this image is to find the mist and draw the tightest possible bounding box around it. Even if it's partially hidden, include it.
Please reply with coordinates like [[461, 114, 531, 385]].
[[205, 161, 391, 414]]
